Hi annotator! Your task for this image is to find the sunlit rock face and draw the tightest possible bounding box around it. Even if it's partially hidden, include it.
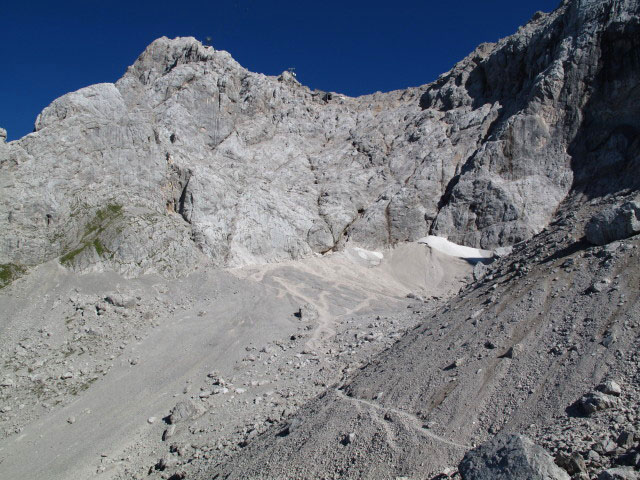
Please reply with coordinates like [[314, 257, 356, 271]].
[[2, 0, 639, 276]]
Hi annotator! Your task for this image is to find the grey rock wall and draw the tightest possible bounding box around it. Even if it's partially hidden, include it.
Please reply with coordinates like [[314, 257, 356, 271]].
[[1, 0, 638, 276]]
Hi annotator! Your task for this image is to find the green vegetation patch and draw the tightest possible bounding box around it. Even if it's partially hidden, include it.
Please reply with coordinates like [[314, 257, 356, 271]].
[[60, 244, 89, 266], [92, 239, 106, 256], [59, 203, 121, 267], [0, 263, 27, 289], [82, 204, 123, 238]]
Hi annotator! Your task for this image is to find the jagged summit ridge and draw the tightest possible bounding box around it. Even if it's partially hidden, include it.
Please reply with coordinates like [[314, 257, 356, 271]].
[[1, 0, 638, 278]]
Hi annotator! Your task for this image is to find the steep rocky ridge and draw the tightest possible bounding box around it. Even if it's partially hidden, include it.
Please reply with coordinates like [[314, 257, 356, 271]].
[[0, 0, 639, 479], [4, 0, 637, 278], [429, 0, 640, 246]]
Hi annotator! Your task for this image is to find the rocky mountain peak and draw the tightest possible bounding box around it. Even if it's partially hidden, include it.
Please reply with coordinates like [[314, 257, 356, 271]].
[[123, 36, 242, 87], [1, 0, 639, 279], [2, 2, 640, 480]]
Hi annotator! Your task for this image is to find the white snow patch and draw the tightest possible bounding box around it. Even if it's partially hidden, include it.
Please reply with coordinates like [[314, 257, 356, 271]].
[[344, 247, 384, 267], [354, 248, 384, 260], [417, 236, 494, 260]]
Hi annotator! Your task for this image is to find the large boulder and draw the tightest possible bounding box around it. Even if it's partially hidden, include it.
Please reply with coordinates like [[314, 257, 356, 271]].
[[586, 200, 640, 246], [577, 391, 620, 415], [459, 434, 570, 480], [598, 467, 640, 480], [167, 400, 205, 425]]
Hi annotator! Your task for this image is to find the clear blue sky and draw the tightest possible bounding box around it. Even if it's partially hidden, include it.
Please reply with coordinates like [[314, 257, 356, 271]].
[[1, 0, 560, 141]]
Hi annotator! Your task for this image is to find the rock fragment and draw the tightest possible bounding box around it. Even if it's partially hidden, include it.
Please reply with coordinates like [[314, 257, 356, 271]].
[[586, 200, 640, 246], [555, 452, 587, 476], [577, 391, 620, 415], [459, 434, 570, 480], [295, 304, 319, 322], [341, 432, 356, 445], [163, 425, 176, 441], [587, 279, 611, 294], [105, 294, 136, 309], [168, 400, 204, 424], [502, 343, 524, 359], [616, 431, 635, 449], [598, 467, 640, 480], [155, 455, 177, 471], [597, 380, 622, 397]]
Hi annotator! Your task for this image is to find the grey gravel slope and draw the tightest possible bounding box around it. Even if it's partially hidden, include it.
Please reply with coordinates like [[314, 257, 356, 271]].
[[209, 187, 640, 480], [0, 243, 474, 480]]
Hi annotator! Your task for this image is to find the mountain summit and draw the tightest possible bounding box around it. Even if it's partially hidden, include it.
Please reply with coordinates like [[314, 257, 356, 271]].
[[2, 0, 638, 279]]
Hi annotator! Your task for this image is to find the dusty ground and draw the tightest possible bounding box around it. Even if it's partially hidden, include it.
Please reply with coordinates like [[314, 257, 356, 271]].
[[0, 242, 474, 479], [2, 194, 638, 480], [205, 192, 640, 480]]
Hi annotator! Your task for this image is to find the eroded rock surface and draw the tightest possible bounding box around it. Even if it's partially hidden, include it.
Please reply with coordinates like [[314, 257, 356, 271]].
[[3, 0, 638, 278], [459, 434, 570, 480], [586, 198, 640, 245]]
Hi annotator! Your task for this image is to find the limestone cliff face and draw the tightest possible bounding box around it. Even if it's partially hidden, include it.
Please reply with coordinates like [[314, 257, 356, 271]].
[[429, 0, 640, 246], [1, 0, 638, 276]]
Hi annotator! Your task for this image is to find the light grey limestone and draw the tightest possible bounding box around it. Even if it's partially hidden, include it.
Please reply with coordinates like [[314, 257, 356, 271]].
[[2, 0, 638, 277]]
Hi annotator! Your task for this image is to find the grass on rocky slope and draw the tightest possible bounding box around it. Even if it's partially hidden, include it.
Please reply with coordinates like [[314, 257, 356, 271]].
[[0, 263, 27, 289], [59, 204, 122, 266]]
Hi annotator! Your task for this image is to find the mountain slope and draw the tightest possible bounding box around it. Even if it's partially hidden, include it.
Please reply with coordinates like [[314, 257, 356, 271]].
[[198, 0, 640, 478], [210, 191, 640, 479], [0, 0, 639, 479], [4, 0, 637, 279]]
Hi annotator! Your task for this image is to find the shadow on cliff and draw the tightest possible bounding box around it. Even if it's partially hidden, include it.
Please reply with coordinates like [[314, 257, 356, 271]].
[[567, 15, 640, 199]]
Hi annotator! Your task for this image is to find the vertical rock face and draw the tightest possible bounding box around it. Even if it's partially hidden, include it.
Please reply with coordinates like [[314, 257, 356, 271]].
[[429, 0, 640, 247], [1, 0, 639, 276]]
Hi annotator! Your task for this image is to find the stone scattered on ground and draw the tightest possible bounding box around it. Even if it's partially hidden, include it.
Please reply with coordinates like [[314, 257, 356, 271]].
[[458, 434, 570, 480]]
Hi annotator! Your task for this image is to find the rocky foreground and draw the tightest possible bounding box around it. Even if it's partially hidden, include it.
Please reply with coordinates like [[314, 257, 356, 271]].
[[1, 0, 640, 479], [207, 191, 640, 480]]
